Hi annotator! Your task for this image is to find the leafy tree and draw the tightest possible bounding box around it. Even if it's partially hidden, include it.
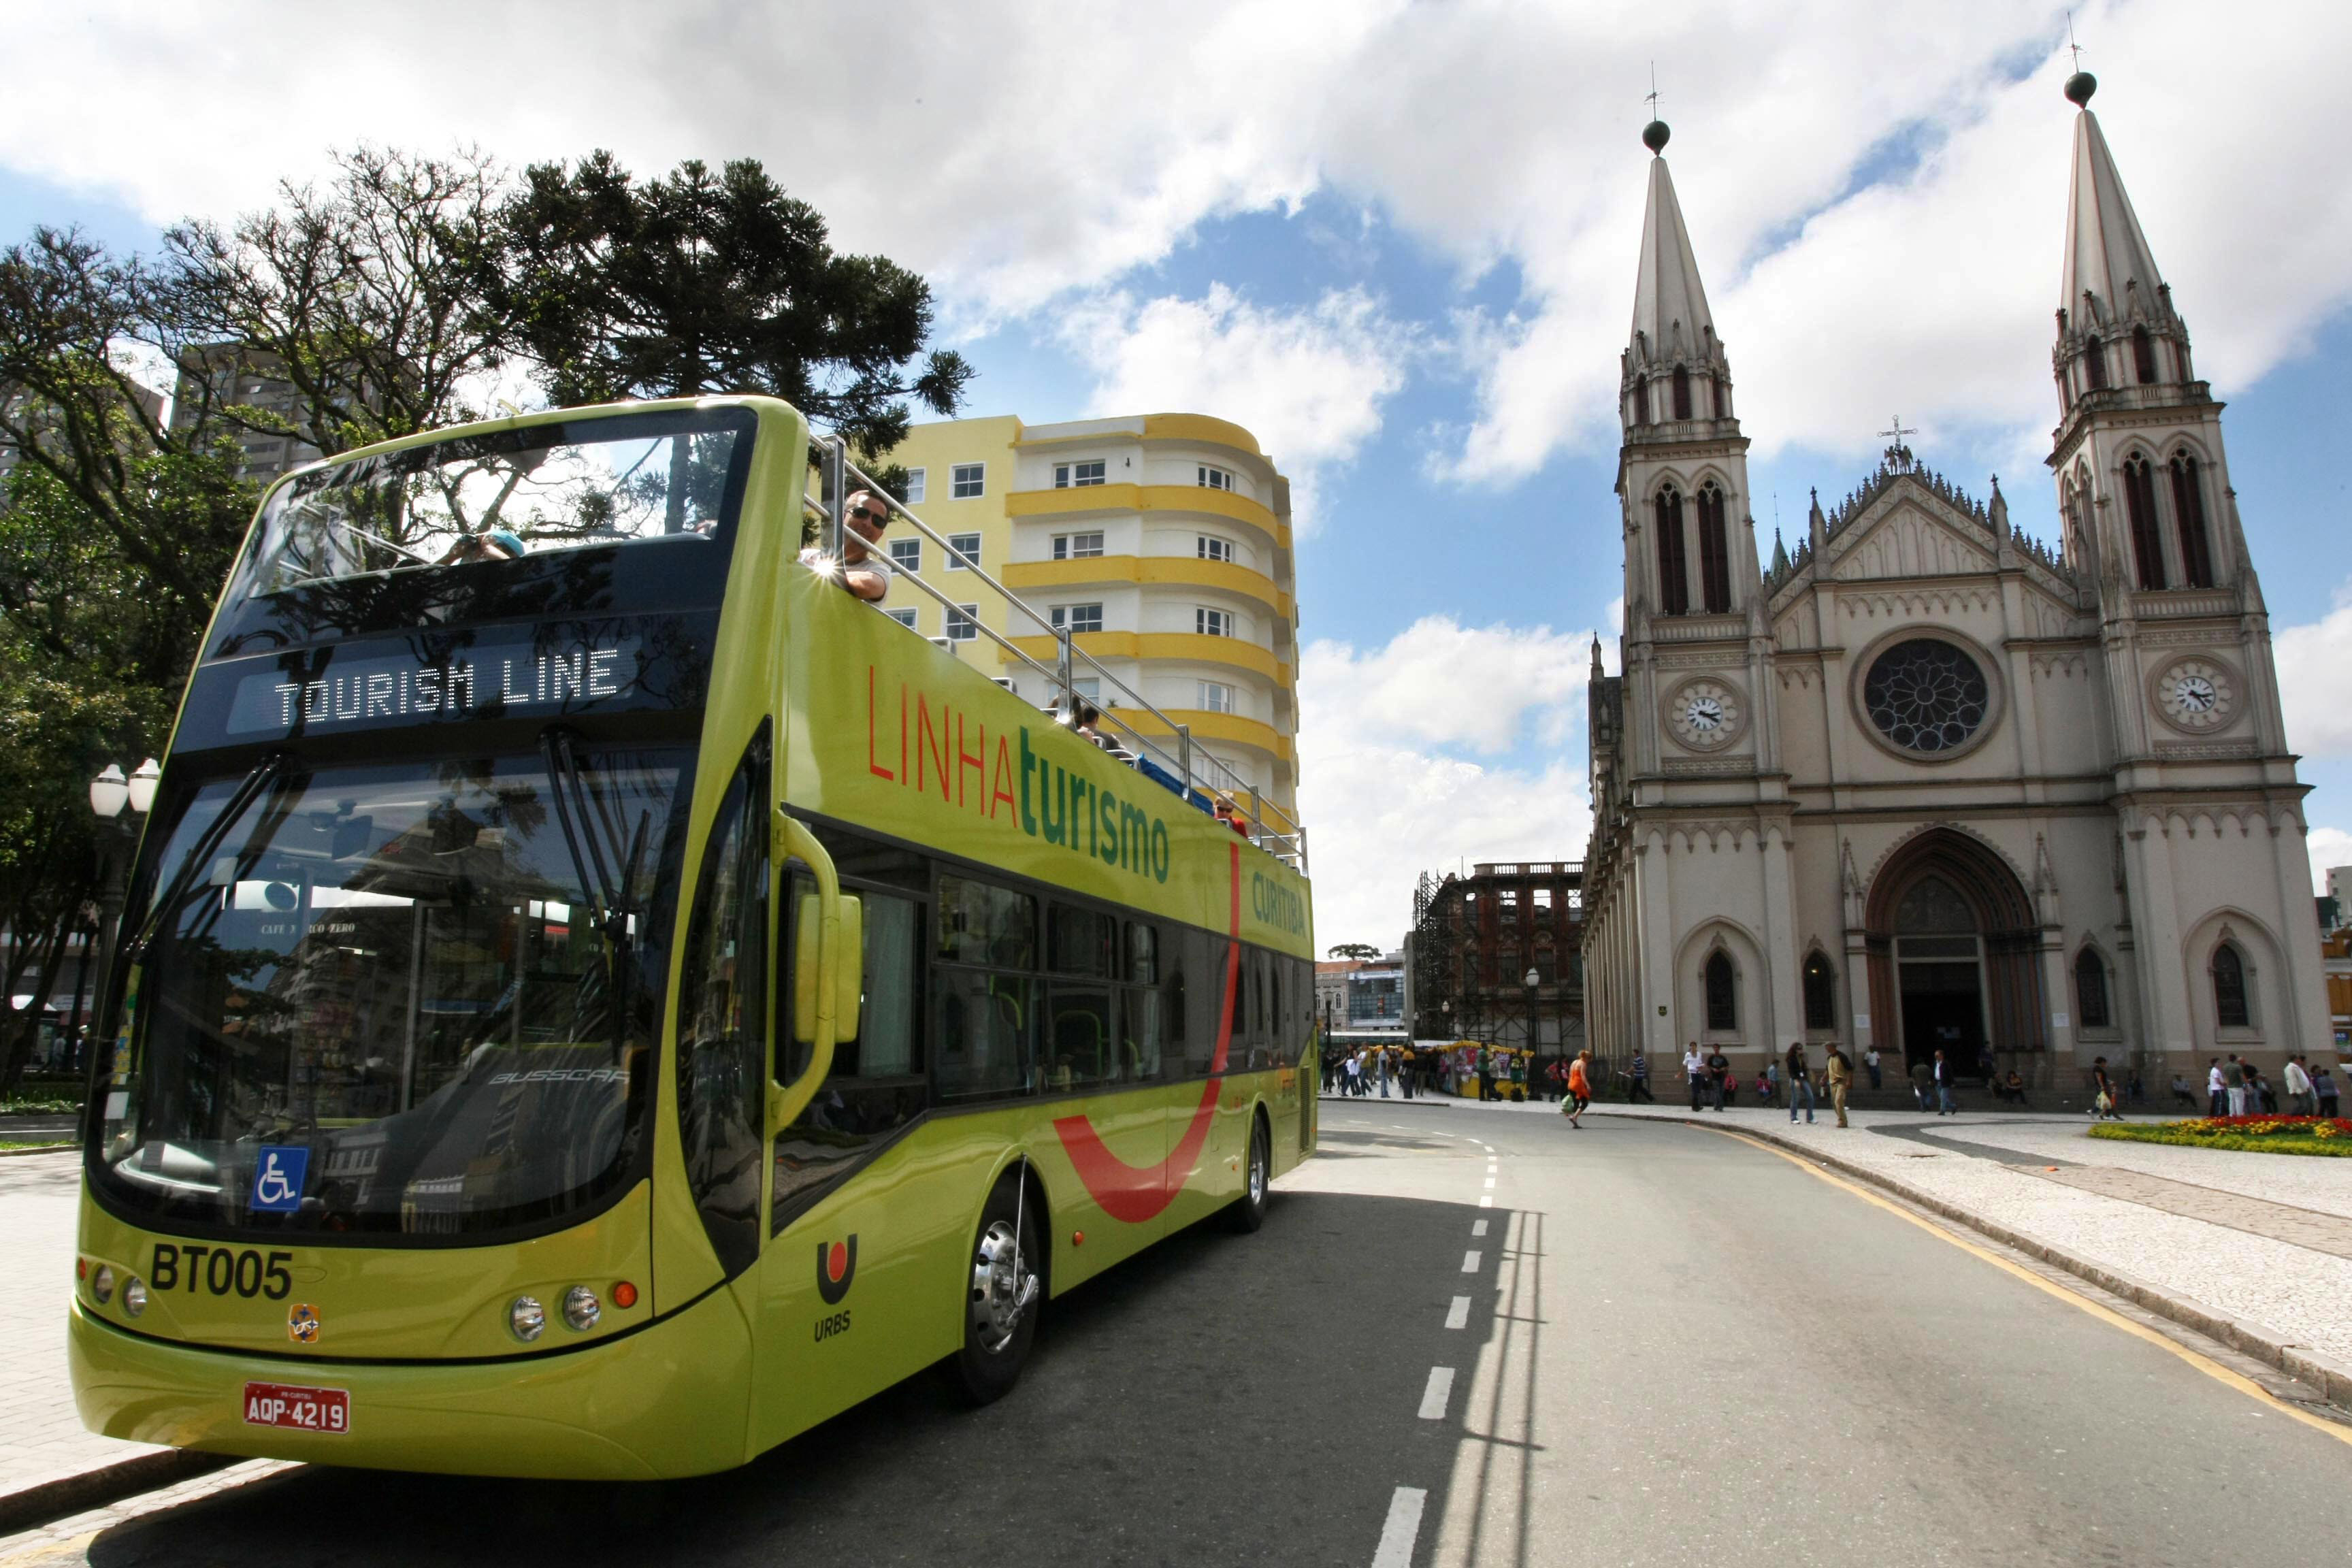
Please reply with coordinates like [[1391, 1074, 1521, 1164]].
[[497, 152, 973, 472], [162, 145, 515, 456], [1327, 943, 1382, 962]]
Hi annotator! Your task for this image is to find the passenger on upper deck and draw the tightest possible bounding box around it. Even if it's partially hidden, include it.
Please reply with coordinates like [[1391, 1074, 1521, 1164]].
[[801, 488, 892, 602], [438, 527, 527, 565]]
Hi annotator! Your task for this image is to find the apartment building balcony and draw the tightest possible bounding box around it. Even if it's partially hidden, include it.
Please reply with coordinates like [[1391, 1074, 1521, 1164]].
[[1000, 553, 1294, 619]]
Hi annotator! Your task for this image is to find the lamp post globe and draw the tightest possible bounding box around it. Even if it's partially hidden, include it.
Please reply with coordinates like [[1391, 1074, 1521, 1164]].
[[127, 757, 161, 815], [88, 764, 129, 820]]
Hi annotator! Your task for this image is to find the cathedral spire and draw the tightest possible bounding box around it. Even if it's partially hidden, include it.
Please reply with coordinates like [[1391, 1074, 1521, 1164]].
[[2052, 71, 2194, 401], [1622, 117, 1733, 433]]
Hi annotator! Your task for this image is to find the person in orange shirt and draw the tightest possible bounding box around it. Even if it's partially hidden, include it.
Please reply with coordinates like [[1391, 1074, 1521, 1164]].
[[1563, 1049, 1592, 1129]]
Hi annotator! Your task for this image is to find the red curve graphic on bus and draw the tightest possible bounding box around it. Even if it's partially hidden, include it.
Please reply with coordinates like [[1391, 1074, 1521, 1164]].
[[1051, 841, 1241, 1224]]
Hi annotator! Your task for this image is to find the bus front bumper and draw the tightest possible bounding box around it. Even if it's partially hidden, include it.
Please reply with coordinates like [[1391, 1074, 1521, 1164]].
[[67, 1287, 752, 1482]]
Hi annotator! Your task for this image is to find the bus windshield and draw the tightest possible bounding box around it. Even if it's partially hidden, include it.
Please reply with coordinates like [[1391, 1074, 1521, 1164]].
[[93, 747, 690, 1239], [248, 419, 745, 594]]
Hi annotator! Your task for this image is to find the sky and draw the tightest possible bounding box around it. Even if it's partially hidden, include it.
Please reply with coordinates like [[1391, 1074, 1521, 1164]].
[[8, 0, 2352, 947]]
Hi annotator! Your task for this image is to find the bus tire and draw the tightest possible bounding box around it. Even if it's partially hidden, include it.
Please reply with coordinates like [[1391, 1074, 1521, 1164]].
[[1224, 1113, 1271, 1234], [948, 1173, 1042, 1405]]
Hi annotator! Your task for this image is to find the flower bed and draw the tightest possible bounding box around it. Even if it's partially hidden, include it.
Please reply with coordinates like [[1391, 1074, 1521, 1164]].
[[2089, 1115, 2352, 1157]]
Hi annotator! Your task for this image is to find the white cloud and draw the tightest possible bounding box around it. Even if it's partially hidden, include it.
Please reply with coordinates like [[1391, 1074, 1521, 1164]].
[[1063, 284, 1413, 527], [2307, 827, 2352, 894], [2278, 583, 2352, 757], [1296, 617, 1594, 945]]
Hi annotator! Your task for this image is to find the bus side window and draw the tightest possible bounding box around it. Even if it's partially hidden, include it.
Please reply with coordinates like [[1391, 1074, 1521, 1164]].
[[934, 874, 1039, 1101], [675, 734, 768, 1279], [1122, 922, 1162, 1082]]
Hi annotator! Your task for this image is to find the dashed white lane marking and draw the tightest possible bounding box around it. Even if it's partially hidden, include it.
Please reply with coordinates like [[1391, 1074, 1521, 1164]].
[[1446, 1294, 1471, 1329], [1471, 1219, 1488, 1237], [1418, 1366, 1456, 1420], [1479, 1195, 1493, 1209], [1461, 1250, 1482, 1273], [1482, 1177, 1495, 1189], [1373, 1486, 1428, 1567]]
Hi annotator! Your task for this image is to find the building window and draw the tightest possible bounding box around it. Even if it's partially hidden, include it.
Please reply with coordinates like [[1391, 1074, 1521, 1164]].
[[950, 463, 985, 499], [889, 537, 921, 572], [1654, 487, 1689, 615], [1197, 535, 1235, 564], [947, 532, 981, 570], [2123, 455, 2166, 589], [1703, 951, 1736, 1032], [1198, 681, 1235, 714], [1071, 676, 1101, 702], [1051, 531, 1104, 559], [2132, 325, 2158, 385], [1198, 466, 1236, 492], [1632, 376, 1651, 425], [2212, 942, 2250, 1030], [1802, 952, 1835, 1030], [1054, 460, 1106, 488], [901, 467, 926, 505], [946, 604, 979, 642], [1671, 366, 1692, 421], [1532, 886, 1553, 911], [1196, 607, 1232, 638], [1050, 604, 1102, 635], [2075, 949, 2111, 1030], [2170, 451, 2215, 589], [885, 608, 918, 630], [2084, 335, 2108, 391], [1696, 482, 1731, 613]]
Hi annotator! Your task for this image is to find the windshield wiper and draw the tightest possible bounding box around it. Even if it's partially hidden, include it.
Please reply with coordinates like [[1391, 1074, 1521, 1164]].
[[125, 754, 291, 963], [540, 728, 652, 1051]]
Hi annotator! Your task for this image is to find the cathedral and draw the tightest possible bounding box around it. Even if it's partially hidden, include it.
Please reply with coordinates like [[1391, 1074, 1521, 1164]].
[[1580, 74, 2330, 1091]]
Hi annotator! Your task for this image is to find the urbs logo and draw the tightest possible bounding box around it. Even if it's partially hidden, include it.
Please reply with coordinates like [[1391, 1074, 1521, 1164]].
[[815, 1235, 858, 1305]]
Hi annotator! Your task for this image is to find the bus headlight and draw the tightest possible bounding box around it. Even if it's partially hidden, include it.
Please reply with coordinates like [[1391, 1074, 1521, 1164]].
[[508, 1295, 546, 1342], [562, 1286, 601, 1333], [123, 1277, 148, 1317], [92, 1266, 115, 1305]]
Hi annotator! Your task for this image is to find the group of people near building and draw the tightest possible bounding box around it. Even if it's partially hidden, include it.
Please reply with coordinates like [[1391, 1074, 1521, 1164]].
[[1324, 1045, 1431, 1098], [1680, 1041, 1862, 1128], [2195, 1054, 2340, 1118]]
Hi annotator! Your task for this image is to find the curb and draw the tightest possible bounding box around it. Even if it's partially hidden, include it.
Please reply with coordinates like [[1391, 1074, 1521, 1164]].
[[1592, 1109, 2352, 1410], [0, 1144, 75, 1159], [0, 1450, 234, 1538]]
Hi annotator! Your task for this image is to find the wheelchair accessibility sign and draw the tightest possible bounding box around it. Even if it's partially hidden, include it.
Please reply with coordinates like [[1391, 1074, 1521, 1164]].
[[252, 1147, 310, 1213]]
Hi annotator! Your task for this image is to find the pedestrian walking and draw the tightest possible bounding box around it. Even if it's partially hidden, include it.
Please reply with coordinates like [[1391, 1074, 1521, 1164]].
[[1564, 1050, 1592, 1128], [1705, 1047, 1731, 1111], [1932, 1048, 1957, 1115], [1628, 1048, 1654, 1102], [1684, 1042, 1707, 1111], [1827, 1041, 1852, 1128], [2089, 1056, 2124, 1120], [1763, 1058, 1782, 1109], [1864, 1045, 1883, 1090], [2285, 1054, 2315, 1117], [2316, 1063, 2341, 1119], [1479, 1051, 1495, 1103], [2207, 1058, 2226, 1117], [2253, 1071, 2278, 1115], [2224, 1054, 2247, 1117], [1785, 1041, 1816, 1124]]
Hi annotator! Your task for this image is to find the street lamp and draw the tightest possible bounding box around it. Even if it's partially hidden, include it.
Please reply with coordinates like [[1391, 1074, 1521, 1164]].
[[86, 758, 160, 1074], [1524, 966, 1541, 1084]]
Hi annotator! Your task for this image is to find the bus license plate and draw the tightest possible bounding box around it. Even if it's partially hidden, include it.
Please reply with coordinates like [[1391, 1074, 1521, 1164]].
[[242, 1382, 349, 1434]]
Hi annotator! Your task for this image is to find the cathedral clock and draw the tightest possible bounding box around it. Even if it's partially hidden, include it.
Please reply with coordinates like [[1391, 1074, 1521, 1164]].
[[1664, 676, 1746, 751], [2151, 655, 2238, 734]]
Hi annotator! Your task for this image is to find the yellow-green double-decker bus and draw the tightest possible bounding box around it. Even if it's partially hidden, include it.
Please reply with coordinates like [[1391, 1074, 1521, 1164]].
[[69, 396, 1316, 1478]]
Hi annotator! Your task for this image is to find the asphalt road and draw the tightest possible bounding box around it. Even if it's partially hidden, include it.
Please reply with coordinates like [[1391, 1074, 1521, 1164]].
[[10, 1101, 2351, 1566]]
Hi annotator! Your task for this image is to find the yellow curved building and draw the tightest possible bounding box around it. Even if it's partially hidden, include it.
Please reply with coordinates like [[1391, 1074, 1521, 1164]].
[[872, 412, 1299, 820]]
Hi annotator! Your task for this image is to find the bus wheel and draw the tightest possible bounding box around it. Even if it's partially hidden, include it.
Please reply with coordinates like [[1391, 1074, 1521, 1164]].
[[1224, 1115, 1271, 1234], [949, 1176, 1041, 1405]]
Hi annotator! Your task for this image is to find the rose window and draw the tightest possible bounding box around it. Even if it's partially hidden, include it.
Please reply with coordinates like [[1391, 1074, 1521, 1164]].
[[1863, 640, 1989, 753]]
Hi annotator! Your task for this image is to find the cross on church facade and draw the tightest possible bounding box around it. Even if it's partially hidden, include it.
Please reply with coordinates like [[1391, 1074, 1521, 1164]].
[[1879, 414, 1918, 445]]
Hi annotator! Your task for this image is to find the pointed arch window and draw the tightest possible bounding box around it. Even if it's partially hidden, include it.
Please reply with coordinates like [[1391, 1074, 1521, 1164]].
[[1703, 950, 1737, 1032], [2123, 455, 2167, 589], [2074, 948, 2111, 1030], [2170, 450, 2215, 588], [1654, 487, 1690, 615], [1801, 952, 1835, 1031], [2212, 943, 2250, 1030], [1671, 366, 1691, 421], [2084, 335, 2108, 391], [2132, 325, 2158, 385], [1695, 483, 1731, 613], [1632, 376, 1650, 426]]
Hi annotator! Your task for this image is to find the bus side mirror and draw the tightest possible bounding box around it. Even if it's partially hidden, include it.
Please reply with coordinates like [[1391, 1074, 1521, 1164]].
[[791, 892, 865, 1045]]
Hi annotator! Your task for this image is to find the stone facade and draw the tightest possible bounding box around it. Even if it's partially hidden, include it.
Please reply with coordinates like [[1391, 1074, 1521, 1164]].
[[1582, 95, 2332, 1090]]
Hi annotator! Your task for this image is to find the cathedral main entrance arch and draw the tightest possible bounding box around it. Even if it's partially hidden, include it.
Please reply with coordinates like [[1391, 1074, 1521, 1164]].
[[1863, 830, 2046, 1079]]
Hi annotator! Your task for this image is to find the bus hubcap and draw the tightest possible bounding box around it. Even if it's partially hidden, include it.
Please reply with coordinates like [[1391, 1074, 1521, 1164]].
[[1249, 1139, 1267, 1204], [970, 1219, 1035, 1353]]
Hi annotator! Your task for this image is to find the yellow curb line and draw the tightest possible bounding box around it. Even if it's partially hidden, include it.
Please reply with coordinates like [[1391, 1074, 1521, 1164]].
[[1708, 1124, 2352, 1450]]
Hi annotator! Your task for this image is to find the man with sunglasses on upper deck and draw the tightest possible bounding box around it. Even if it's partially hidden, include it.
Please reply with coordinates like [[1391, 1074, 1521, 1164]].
[[802, 487, 894, 602]]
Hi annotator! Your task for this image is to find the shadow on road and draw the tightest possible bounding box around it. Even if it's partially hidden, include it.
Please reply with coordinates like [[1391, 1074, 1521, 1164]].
[[78, 1188, 1503, 1568]]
